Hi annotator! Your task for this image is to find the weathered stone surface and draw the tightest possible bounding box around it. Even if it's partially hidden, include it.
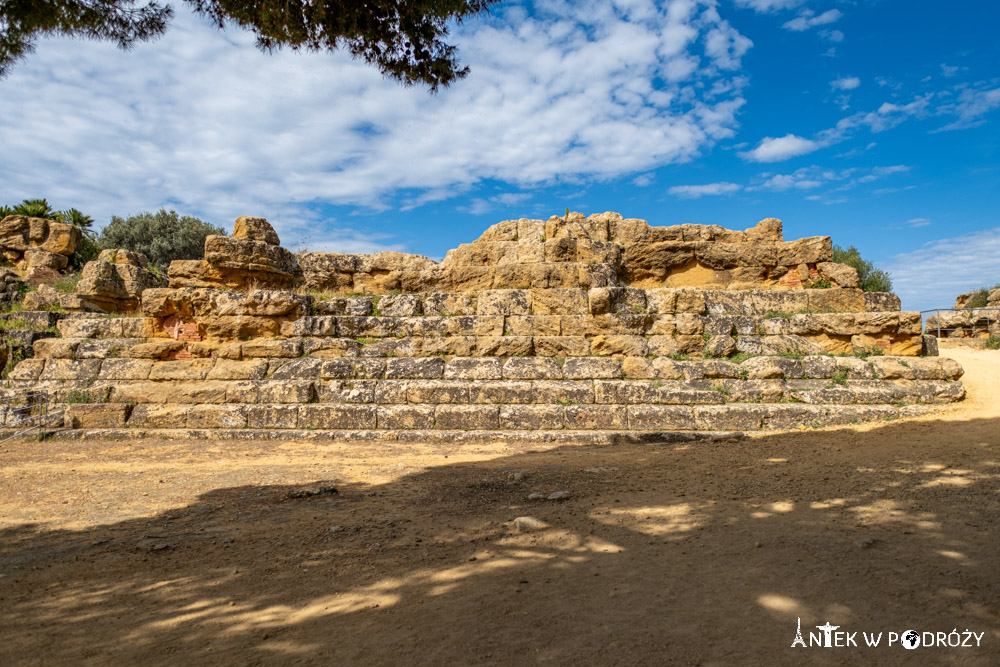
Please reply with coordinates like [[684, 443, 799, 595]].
[[68, 249, 166, 314], [127, 404, 190, 428], [298, 405, 376, 429], [65, 403, 132, 429], [188, 405, 247, 428], [407, 381, 470, 404], [0, 216, 81, 270], [563, 357, 621, 379], [148, 359, 214, 381], [476, 290, 532, 316], [444, 357, 502, 380], [207, 359, 269, 380], [241, 338, 302, 358], [233, 216, 280, 245], [502, 357, 562, 380], [110, 381, 229, 404], [434, 405, 499, 429], [703, 335, 736, 358], [386, 357, 444, 379], [627, 405, 696, 430], [247, 404, 298, 429], [500, 405, 564, 430]]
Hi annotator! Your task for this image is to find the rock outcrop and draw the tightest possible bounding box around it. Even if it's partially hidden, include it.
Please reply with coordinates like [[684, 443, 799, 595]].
[[60, 249, 166, 313], [168, 216, 301, 290], [0, 216, 82, 283], [0, 268, 25, 309]]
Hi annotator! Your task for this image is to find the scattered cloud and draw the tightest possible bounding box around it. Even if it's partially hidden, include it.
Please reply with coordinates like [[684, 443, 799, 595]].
[[831, 76, 861, 91], [783, 9, 842, 32], [934, 86, 1000, 131], [667, 182, 742, 198], [0, 0, 752, 244], [459, 193, 532, 216], [739, 134, 820, 162], [940, 63, 961, 77], [888, 227, 1000, 311], [907, 217, 931, 228], [633, 173, 655, 187], [746, 164, 910, 195], [734, 0, 805, 13], [819, 29, 845, 43]]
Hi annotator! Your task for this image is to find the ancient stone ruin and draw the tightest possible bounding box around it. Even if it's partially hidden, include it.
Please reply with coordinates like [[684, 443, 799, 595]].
[[2, 212, 965, 440], [0, 215, 82, 284], [924, 288, 1000, 339]]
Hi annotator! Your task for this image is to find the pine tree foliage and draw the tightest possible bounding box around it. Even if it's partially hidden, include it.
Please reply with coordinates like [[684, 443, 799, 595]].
[[1, 0, 496, 89]]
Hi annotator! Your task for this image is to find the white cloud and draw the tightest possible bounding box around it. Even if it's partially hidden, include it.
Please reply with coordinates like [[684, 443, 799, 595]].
[[739, 134, 820, 162], [907, 218, 931, 228], [459, 192, 533, 216], [783, 9, 842, 32], [888, 227, 1000, 312], [667, 182, 741, 198], [935, 86, 1000, 131], [734, 0, 804, 13], [831, 76, 860, 91], [0, 0, 751, 247], [746, 164, 909, 195], [819, 29, 845, 43], [940, 63, 960, 77]]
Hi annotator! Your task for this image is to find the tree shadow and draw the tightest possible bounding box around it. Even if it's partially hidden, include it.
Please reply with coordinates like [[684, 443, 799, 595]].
[[1, 416, 999, 665]]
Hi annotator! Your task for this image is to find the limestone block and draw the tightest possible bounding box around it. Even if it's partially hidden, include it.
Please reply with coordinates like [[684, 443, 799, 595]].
[[241, 339, 302, 358], [406, 380, 470, 404], [444, 357, 502, 380], [500, 405, 564, 430], [24, 249, 69, 270], [98, 358, 154, 380], [563, 357, 621, 380], [65, 403, 132, 429], [434, 405, 499, 429], [320, 358, 386, 379], [111, 381, 229, 404], [921, 335, 938, 357], [317, 380, 377, 403], [247, 404, 299, 428], [281, 316, 337, 337], [863, 292, 901, 312], [806, 289, 865, 314], [267, 358, 321, 380], [471, 316, 504, 336], [533, 380, 594, 405], [590, 314, 648, 335], [40, 359, 101, 381], [377, 405, 436, 429], [469, 381, 535, 404], [534, 336, 589, 357], [703, 335, 736, 358], [7, 358, 45, 381], [530, 288, 588, 315], [148, 359, 214, 381], [422, 336, 477, 357], [476, 290, 532, 316], [313, 297, 373, 316], [378, 294, 423, 316], [817, 262, 859, 288], [589, 335, 647, 357], [564, 405, 627, 429], [477, 336, 533, 357], [125, 340, 183, 360], [257, 380, 315, 403], [502, 357, 562, 380], [373, 380, 409, 403], [298, 405, 377, 429], [188, 405, 247, 428], [621, 356, 656, 379], [233, 216, 281, 245], [595, 381, 722, 406], [692, 405, 769, 430], [127, 404, 190, 428], [386, 357, 444, 379], [504, 315, 561, 336], [33, 338, 80, 359], [423, 293, 476, 316], [627, 405, 696, 430]]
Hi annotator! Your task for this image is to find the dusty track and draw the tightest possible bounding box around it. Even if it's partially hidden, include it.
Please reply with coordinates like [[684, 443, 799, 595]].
[[1, 348, 998, 665]]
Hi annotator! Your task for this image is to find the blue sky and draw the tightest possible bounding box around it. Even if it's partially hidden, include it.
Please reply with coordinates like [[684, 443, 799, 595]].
[[2, 0, 999, 312]]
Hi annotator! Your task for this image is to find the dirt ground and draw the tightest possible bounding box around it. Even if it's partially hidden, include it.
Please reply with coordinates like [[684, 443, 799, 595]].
[[1, 348, 998, 666]]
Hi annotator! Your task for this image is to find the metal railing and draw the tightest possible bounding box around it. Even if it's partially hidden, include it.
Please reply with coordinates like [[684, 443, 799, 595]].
[[920, 307, 1000, 339], [0, 390, 64, 444]]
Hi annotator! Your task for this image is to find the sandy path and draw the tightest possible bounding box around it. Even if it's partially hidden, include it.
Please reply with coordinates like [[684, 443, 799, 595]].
[[0, 349, 998, 666]]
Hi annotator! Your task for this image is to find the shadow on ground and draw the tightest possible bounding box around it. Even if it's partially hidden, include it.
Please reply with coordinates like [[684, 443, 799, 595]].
[[1, 416, 998, 666]]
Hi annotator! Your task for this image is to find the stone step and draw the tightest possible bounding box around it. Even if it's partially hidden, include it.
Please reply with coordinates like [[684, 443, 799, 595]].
[[60, 401, 920, 432]]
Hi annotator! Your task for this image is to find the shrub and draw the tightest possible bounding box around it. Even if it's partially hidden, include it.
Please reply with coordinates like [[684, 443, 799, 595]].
[[99, 209, 225, 270], [986, 336, 1000, 350], [832, 245, 893, 292], [965, 284, 999, 309]]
